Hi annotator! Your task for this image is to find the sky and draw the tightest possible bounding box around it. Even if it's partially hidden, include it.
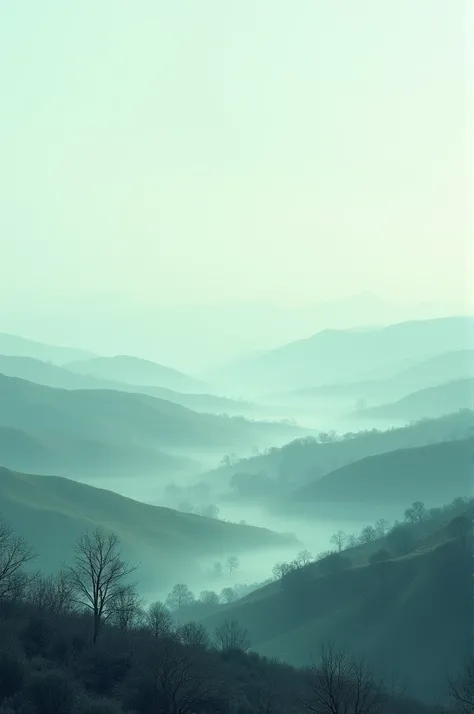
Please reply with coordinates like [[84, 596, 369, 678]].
[[0, 1, 471, 366]]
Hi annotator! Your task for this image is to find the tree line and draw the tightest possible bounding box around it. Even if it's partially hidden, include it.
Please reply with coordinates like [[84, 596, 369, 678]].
[[0, 507, 471, 714]]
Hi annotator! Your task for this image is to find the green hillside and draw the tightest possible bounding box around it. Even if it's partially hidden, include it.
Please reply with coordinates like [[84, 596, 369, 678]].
[[292, 438, 473, 509], [354, 378, 474, 422], [206, 410, 474, 503], [0, 354, 255, 415], [0, 424, 195, 480], [0, 374, 302, 473], [0, 467, 295, 590], [199, 504, 472, 702]]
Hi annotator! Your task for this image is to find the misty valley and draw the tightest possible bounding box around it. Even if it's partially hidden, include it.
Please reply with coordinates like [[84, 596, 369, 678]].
[[0, 316, 472, 713], [0, 3, 471, 709]]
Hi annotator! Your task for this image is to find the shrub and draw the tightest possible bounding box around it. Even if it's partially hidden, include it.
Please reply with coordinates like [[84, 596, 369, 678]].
[[0, 651, 24, 703], [22, 615, 51, 659], [369, 549, 390, 565], [318, 553, 352, 576], [76, 649, 131, 696], [24, 669, 76, 714], [73, 695, 123, 714]]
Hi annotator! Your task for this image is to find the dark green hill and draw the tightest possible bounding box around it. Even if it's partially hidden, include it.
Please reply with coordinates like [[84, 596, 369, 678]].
[[0, 373, 301, 452], [199, 505, 472, 702], [292, 438, 473, 509], [0, 466, 295, 590], [206, 411, 474, 503], [0, 424, 194, 480], [0, 374, 302, 479]]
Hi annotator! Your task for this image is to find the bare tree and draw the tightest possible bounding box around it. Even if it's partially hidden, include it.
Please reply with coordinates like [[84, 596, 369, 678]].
[[220, 586, 236, 604], [0, 517, 37, 600], [272, 562, 293, 580], [146, 601, 174, 638], [296, 550, 313, 566], [110, 584, 145, 631], [166, 583, 195, 611], [65, 528, 138, 643], [374, 519, 390, 538], [215, 619, 250, 652], [330, 531, 347, 553], [404, 501, 426, 525], [199, 590, 219, 606], [301, 643, 384, 714], [177, 621, 210, 649], [346, 534, 359, 549], [226, 555, 239, 575], [27, 570, 75, 615], [136, 638, 224, 714], [448, 657, 474, 714], [359, 526, 377, 544]]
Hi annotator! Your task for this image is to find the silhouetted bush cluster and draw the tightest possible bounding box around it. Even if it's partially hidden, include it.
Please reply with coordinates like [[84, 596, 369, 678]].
[[0, 497, 471, 714]]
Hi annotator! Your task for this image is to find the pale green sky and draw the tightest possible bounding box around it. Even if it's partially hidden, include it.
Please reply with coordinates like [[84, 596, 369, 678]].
[[0, 0, 471, 309]]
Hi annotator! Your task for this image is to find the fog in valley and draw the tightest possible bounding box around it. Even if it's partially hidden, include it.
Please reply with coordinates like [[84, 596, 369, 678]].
[[0, 1, 472, 712]]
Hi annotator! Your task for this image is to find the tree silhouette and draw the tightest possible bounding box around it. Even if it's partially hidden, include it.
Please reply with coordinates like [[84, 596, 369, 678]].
[[0, 517, 36, 599], [448, 657, 474, 714], [226, 555, 239, 575], [330, 531, 347, 552], [374, 519, 390, 538], [220, 586, 236, 604], [146, 601, 174, 638], [301, 643, 384, 714], [166, 583, 195, 611], [215, 619, 250, 652], [359, 526, 377, 544], [404, 501, 426, 525], [65, 528, 138, 643], [199, 590, 219, 606]]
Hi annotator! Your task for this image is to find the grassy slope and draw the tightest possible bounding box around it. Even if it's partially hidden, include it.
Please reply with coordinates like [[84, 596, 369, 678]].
[[200, 511, 471, 702], [0, 354, 255, 415], [0, 374, 302, 454], [0, 466, 295, 587], [0, 424, 195, 480], [204, 411, 474, 496], [291, 438, 473, 508], [355, 378, 474, 422]]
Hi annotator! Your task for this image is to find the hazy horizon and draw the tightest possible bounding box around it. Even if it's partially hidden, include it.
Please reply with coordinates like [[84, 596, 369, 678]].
[[1, 2, 470, 318]]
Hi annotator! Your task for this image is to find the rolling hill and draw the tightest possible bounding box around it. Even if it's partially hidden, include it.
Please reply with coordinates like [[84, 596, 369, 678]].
[[0, 467, 296, 591], [0, 424, 195, 481], [212, 316, 474, 393], [0, 331, 94, 364], [270, 349, 474, 408], [0, 374, 303, 479], [0, 354, 254, 415], [66, 354, 207, 393], [198, 504, 472, 702], [204, 410, 474, 503], [291, 438, 473, 511], [353, 378, 474, 423]]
